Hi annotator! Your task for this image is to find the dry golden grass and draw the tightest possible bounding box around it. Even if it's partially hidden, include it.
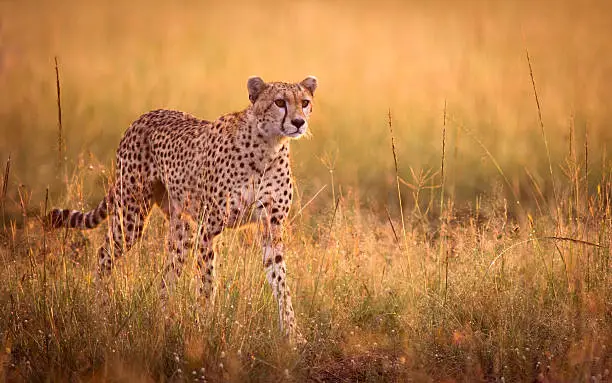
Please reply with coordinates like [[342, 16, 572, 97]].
[[1, 170, 610, 381], [0, 0, 611, 381]]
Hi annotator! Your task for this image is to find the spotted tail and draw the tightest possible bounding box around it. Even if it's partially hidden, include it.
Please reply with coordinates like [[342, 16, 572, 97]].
[[47, 197, 109, 229]]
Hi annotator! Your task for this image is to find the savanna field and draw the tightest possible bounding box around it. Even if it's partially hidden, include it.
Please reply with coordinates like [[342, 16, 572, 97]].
[[0, 0, 611, 381]]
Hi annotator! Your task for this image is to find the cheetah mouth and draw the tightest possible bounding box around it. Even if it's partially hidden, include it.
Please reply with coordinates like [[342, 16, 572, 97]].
[[284, 127, 306, 138]]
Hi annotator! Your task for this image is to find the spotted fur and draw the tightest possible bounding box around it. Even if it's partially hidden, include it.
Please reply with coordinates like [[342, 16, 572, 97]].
[[47, 76, 318, 344]]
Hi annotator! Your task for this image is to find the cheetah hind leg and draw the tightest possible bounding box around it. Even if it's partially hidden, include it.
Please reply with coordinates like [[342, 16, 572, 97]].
[[95, 203, 148, 306], [194, 226, 217, 307]]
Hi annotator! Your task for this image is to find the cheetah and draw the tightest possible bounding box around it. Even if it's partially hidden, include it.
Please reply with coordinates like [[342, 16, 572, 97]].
[[47, 76, 318, 343]]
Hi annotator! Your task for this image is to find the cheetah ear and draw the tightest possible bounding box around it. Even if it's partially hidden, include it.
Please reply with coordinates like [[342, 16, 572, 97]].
[[247, 76, 266, 103], [300, 75, 317, 96]]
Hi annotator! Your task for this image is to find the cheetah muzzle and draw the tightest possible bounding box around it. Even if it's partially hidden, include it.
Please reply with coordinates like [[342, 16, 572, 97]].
[[47, 75, 318, 345]]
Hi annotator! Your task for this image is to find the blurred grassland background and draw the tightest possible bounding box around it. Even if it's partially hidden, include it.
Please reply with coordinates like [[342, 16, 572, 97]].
[[0, 0, 611, 381], [1, 0, 611, 212]]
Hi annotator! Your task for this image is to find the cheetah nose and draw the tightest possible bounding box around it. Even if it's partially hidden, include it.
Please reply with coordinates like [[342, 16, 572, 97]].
[[291, 118, 305, 129]]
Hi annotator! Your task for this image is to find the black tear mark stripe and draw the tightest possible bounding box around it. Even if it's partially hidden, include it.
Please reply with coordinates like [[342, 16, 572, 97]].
[[280, 101, 287, 130]]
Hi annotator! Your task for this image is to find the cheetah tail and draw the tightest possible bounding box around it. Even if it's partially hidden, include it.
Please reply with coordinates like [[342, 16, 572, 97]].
[[46, 197, 109, 230]]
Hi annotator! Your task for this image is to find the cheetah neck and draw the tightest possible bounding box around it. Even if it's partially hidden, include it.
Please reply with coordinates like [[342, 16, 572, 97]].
[[217, 115, 288, 181], [239, 108, 291, 159]]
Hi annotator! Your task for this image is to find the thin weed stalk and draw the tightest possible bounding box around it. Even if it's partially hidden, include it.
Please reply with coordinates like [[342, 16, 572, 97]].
[[43, 188, 49, 333], [17, 185, 29, 236], [440, 99, 447, 220], [1, 155, 10, 229], [526, 48, 559, 230], [321, 150, 338, 206], [288, 185, 327, 225], [387, 109, 412, 284], [584, 125, 589, 212], [55, 56, 65, 179], [524, 166, 545, 216], [569, 116, 579, 217], [440, 100, 449, 303], [565, 117, 578, 285], [584, 125, 590, 289], [385, 207, 401, 249]]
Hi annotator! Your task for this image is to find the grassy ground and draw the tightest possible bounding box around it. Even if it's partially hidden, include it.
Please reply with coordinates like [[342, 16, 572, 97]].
[[1, 164, 610, 381], [1, 0, 611, 381]]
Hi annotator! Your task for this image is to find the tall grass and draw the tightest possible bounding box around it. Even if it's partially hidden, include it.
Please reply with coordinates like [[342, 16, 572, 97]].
[[1, 154, 610, 381]]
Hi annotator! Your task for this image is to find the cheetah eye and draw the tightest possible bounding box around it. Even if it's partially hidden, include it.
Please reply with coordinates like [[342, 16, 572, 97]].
[[301, 100, 310, 108], [274, 99, 286, 108]]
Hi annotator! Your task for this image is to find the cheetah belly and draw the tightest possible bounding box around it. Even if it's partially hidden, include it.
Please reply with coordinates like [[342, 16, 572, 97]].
[[224, 181, 267, 228]]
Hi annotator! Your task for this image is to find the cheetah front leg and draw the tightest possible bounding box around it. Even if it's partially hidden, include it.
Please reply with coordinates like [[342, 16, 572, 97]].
[[262, 224, 304, 345]]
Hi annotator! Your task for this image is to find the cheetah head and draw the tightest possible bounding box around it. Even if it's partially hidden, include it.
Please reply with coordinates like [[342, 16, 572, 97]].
[[247, 76, 317, 140]]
